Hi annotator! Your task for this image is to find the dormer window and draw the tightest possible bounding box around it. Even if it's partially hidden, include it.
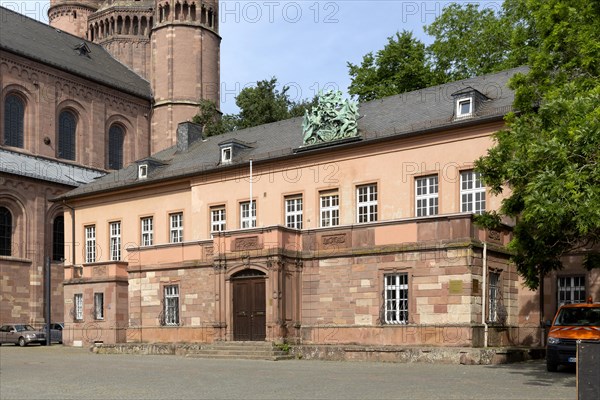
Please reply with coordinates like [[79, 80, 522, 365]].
[[451, 87, 488, 121], [138, 164, 148, 179], [74, 43, 91, 57], [221, 146, 232, 164], [457, 98, 473, 118]]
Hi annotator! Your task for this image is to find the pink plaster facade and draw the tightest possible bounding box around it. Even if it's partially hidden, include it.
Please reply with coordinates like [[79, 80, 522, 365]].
[[61, 121, 559, 347]]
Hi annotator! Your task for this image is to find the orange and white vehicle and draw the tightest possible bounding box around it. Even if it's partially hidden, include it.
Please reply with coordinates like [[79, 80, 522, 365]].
[[546, 298, 600, 372]]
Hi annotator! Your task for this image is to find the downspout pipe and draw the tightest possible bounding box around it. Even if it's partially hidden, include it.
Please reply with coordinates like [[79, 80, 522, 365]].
[[482, 241, 488, 348]]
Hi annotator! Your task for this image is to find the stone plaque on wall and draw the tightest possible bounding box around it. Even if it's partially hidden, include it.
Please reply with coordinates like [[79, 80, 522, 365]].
[[234, 236, 262, 251], [92, 266, 107, 277], [487, 229, 502, 243], [321, 233, 348, 248], [449, 280, 463, 294]]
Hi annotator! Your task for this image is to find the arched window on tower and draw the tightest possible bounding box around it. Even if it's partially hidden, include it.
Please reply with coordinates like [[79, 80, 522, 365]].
[[190, 3, 196, 21], [125, 16, 131, 35], [183, 2, 189, 21], [117, 16, 123, 34], [52, 215, 64, 262], [58, 110, 76, 160], [3, 94, 25, 148], [208, 9, 213, 28], [133, 16, 139, 35], [201, 6, 206, 24], [164, 3, 170, 21], [141, 16, 147, 36], [108, 124, 124, 170], [175, 2, 181, 20], [0, 207, 12, 256]]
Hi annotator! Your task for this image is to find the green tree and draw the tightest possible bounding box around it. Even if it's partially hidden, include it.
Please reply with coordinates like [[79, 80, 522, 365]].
[[347, 30, 434, 102], [424, 3, 515, 82], [475, 0, 600, 289], [192, 99, 238, 137], [235, 77, 293, 129]]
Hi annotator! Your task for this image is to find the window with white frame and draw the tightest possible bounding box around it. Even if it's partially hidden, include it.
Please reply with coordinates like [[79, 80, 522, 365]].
[[94, 292, 104, 320], [85, 225, 96, 263], [357, 184, 378, 223], [170, 213, 183, 243], [320, 191, 339, 227], [488, 272, 501, 323], [138, 164, 148, 179], [384, 274, 408, 324], [109, 221, 121, 261], [557, 276, 586, 307], [74, 293, 83, 320], [240, 201, 256, 229], [210, 206, 226, 234], [285, 196, 303, 229], [456, 98, 473, 118], [415, 175, 438, 217], [221, 147, 232, 163], [164, 285, 179, 326], [461, 171, 486, 214], [141, 217, 153, 247]]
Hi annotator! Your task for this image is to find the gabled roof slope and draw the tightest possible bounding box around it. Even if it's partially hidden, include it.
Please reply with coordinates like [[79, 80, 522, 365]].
[[0, 6, 151, 100], [58, 66, 528, 200]]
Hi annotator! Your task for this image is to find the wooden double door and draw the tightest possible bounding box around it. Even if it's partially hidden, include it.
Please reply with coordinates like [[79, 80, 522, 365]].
[[232, 277, 266, 341]]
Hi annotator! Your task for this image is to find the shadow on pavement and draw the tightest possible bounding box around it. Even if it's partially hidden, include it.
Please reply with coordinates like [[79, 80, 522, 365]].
[[485, 361, 576, 388]]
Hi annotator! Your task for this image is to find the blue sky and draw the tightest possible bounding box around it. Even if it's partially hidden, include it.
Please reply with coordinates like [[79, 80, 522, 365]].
[[0, 1, 503, 113]]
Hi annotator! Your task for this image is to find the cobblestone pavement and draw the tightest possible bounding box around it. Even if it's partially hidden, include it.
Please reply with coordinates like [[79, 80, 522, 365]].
[[0, 345, 575, 400]]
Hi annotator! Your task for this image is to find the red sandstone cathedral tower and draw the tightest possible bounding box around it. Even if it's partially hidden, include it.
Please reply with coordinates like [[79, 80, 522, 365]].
[[48, 0, 221, 153]]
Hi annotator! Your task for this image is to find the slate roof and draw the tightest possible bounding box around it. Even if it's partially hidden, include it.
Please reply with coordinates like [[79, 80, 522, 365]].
[[0, 6, 152, 100], [0, 148, 106, 187], [58, 66, 528, 200]]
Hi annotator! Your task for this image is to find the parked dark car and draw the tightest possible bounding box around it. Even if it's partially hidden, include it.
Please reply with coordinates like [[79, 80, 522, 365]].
[[0, 324, 46, 346], [42, 323, 64, 344]]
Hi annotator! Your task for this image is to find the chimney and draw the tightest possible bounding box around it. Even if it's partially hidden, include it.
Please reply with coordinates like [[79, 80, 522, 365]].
[[176, 122, 203, 153]]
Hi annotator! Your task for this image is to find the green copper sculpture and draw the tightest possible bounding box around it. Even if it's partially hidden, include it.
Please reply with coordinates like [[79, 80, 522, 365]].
[[302, 90, 359, 145]]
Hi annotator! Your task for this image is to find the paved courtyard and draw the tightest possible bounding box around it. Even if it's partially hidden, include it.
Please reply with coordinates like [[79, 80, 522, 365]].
[[0, 345, 575, 399]]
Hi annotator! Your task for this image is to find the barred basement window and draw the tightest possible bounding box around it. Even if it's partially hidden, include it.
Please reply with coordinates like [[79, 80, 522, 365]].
[[4, 94, 25, 148], [558, 276, 586, 307], [170, 213, 183, 243], [74, 293, 83, 321], [164, 285, 179, 326], [108, 124, 124, 170], [460, 171, 486, 214], [320, 191, 339, 227], [85, 225, 96, 263], [415, 175, 438, 217], [285, 196, 303, 229], [488, 272, 501, 323], [94, 293, 104, 320], [58, 110, 77, 160], [384, 274, 408, 324], [357, 184, 378, 223], [109, 221, 121, 261]]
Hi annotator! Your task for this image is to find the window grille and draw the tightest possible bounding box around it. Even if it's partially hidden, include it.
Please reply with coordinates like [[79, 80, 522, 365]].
[[240, 202, 256, 229], [52, 216, 64, 261], [141, 217, 153, 246], [558, 276, 586, 307], [0, 207, 12, 256], [94, 293, 104, 320], [384, 274, 408, 324], [211, 206, 226, 234], [164, 285, 179, 326], [74, 293, 83, 320]]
